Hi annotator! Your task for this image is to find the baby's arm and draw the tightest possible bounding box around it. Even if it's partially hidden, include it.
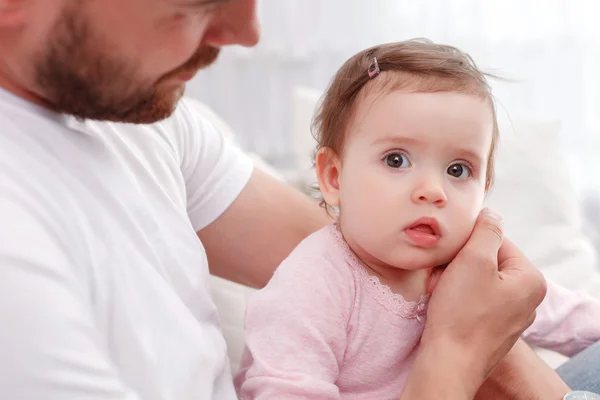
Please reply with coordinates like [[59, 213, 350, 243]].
[[522, 278, 600, 356], [234, 255, 352, 399]]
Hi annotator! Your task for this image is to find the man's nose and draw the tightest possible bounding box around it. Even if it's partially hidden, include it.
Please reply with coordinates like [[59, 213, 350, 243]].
[[203, 0, 261, 48]]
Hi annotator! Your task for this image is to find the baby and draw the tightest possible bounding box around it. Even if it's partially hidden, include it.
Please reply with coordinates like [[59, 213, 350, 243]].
[[235, 39, 600, 399]]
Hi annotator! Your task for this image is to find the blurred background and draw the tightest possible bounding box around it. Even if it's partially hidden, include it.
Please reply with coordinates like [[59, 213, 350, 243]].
[[187, 0, 600, 193]]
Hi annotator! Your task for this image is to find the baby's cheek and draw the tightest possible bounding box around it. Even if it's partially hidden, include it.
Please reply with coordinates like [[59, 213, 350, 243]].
[[462, 201, 481, 231], [451, 219, 477, 253]]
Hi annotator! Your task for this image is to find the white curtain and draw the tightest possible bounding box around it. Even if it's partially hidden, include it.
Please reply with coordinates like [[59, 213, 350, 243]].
[[186, 0, 600, 192]]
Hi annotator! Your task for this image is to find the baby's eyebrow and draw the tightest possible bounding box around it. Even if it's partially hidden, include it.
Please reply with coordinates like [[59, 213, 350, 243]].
[[454, 148, 484, 164], [370, 135, 422, 147]]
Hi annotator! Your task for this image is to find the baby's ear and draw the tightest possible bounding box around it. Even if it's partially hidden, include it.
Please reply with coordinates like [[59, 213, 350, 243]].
[[315, 147, 341, 208]]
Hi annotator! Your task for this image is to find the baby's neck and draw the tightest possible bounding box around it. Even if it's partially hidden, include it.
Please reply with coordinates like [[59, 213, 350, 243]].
[[363, 262, 432, 302], [334, 223, 434, 302]]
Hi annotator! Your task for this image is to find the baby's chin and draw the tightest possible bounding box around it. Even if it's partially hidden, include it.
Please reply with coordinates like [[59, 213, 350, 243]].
[[388, 246, 462, 271]]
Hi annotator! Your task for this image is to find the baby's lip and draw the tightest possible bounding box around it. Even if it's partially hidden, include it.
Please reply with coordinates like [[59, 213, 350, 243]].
[[405, 217, 442, 237]]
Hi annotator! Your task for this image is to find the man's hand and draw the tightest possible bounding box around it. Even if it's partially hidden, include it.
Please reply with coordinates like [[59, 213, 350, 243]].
[[475, 339, 571, 400], [401, 208, 547, 399]]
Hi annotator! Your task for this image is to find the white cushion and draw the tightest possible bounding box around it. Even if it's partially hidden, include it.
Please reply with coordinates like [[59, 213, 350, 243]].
[[484, 118, 600, 298], [208, 276, 256, 374]]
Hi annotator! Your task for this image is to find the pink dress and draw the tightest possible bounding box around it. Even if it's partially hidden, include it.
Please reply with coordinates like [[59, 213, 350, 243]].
[[235, 225, 600, 399]]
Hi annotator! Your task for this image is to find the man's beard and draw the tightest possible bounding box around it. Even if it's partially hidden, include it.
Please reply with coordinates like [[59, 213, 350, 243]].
[[34, 6, 219, 124]]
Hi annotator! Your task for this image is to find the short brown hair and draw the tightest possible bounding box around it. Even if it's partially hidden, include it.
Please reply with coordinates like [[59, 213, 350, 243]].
[[312, 39, 499, 211]]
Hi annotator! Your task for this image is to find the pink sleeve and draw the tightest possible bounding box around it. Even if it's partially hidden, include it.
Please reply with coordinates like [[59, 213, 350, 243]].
[[522, 279, 600, 356], [235, 254, 353, 400]]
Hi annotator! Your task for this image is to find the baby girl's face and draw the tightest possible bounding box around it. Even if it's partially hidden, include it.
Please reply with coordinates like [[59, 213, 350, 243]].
[[333, 90, 494, 271]]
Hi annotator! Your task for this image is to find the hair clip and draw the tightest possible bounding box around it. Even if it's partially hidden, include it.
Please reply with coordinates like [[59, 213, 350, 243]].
[[368, 57, 380, 78]]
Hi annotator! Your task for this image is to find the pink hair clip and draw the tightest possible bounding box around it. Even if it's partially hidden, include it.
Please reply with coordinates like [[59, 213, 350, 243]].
[[368, 57, 380, 78]]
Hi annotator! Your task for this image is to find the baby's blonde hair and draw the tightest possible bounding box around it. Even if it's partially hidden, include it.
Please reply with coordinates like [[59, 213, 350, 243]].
[[312, 39, 500, 214]]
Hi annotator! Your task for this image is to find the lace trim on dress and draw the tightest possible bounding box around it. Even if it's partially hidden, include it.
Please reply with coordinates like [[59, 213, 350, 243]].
[[328, 225, 429, 320]]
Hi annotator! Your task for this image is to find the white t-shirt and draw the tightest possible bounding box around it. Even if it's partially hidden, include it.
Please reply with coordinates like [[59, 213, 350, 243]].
[[0, 88, 253, 399]]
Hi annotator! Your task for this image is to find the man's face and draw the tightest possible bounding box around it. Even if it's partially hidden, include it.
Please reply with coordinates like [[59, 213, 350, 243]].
[[5, 0, 259, 123]]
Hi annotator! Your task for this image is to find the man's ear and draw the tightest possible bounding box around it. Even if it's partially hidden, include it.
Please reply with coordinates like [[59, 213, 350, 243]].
[[0, 0, 27, 26], [315, 147, 342, 208]]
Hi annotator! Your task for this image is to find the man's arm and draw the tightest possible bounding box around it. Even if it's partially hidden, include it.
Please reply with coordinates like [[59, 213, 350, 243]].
[[197, 168, 331, 288], [402, 338, 571, 400], [475, 339, 571, 400]]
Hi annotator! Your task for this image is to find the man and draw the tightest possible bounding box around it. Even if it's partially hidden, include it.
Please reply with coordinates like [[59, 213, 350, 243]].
[[0, 0, 595, 398]]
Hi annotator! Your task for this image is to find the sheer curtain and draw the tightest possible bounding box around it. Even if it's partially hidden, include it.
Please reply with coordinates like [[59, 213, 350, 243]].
[[186, 0, 600, 191]]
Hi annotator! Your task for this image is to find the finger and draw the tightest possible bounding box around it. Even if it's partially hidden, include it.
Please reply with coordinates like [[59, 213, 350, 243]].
[[497, 238, 524, 272], [458, 208, 504, 264], [498, 240, 547, 308], [524, 310, 537, 331], [522, 268, 547, 309]]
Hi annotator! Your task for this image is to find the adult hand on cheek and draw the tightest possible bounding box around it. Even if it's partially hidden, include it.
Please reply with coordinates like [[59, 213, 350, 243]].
[[401, 208, 547, 399]]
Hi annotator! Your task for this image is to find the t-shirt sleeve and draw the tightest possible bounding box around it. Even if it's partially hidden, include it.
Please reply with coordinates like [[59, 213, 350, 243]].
[[0, 179, 141, 399], [234, 251, 353, 400], [522, 278, 600, 356], [169, 99, 254, 232]]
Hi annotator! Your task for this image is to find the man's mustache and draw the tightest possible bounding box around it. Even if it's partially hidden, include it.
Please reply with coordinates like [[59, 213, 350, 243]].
[[163, 46, 220, 81]]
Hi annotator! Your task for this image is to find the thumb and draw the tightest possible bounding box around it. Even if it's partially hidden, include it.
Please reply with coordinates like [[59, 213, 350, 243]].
[[497, 238, 524, 272], [457, 207, 504, 263]]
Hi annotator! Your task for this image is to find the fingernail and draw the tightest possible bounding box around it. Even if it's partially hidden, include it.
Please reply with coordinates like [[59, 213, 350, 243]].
[[483, 207, 504, 224]]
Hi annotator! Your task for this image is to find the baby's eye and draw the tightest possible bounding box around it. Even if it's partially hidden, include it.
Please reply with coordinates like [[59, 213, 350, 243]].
[[447, 163, 471, 179], [384, 153, 410, 169]]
